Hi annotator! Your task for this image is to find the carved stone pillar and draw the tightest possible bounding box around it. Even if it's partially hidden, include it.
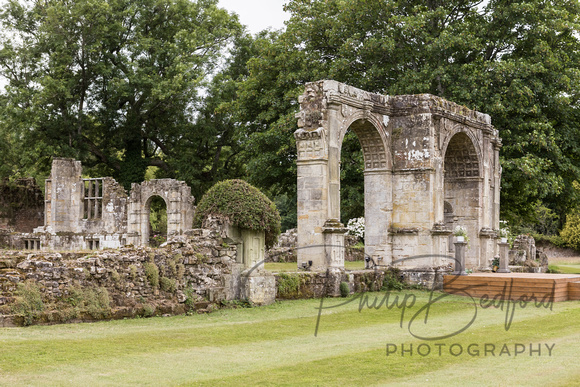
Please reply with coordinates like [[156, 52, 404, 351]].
[[498, 241, 511, 273], [323, 219, 347, 269], [453, 241, 468, 275]]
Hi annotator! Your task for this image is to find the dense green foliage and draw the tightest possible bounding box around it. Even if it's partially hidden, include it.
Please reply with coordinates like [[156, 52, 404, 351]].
[[193, 179, 281, 248], [0, 0, 241, 189], [10, 281, 44, 326], [237, 0, 580, 229], [149, 196, 167, 246], [144, 262, 160, 289], [561, 211, 580, 251], [276, 273, 302, 298]]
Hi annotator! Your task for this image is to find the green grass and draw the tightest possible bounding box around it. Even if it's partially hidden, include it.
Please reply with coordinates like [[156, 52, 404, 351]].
[[1, 290, 579, 386], [548, 264, 580, 274], [265, 260, 366, 272]]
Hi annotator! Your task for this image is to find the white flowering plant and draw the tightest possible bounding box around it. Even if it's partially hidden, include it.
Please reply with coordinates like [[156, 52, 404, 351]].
[[498, 220, 510, 238], [346, 217, 365, 240], [453, 225, 468, 237]]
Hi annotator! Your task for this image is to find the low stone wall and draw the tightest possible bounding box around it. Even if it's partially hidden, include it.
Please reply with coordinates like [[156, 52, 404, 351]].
[[0, 228, 246, 326], [274, 267, 449, 300]]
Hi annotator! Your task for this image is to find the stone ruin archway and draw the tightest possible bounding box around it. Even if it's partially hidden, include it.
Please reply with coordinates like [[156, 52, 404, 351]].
[[443, 131, 482, 267], [338, 117, 392, 268], [294, 80, 502, 271], [127, 179, 195, 246]]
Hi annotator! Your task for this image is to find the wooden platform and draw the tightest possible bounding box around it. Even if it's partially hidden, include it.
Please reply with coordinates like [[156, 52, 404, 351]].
[[443, 273, 580, 302]]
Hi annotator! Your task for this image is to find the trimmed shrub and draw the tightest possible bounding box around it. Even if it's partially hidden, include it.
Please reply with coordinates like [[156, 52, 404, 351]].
[[339, 281, 350, 297], [193, 179, 281, 248]]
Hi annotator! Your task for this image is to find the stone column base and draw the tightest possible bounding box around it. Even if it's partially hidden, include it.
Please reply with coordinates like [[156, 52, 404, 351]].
[[242, 271, 276, 305]]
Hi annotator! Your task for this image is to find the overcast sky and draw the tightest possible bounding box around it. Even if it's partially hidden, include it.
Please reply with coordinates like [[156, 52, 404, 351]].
[[218, 0, 290, 34]]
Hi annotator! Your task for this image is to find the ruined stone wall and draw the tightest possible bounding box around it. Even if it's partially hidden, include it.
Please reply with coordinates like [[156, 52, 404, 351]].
[[295, 80, 500, 272], [0, 229, 244, 326], [0, 179, 44, 233], [274, 267, 448, 300]]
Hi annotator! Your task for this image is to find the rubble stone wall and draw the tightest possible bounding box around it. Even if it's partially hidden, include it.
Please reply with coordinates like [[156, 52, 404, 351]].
[[0, 229, 245, 326]]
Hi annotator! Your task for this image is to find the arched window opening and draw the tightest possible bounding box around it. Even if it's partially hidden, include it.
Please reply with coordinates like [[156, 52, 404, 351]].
[[444, 132, 481, 263], [148, 195, 167, 247], [340, 130, 365, 225]]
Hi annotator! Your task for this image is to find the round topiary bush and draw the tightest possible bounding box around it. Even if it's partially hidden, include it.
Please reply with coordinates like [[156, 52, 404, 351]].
[[193, 179, 281, 248]]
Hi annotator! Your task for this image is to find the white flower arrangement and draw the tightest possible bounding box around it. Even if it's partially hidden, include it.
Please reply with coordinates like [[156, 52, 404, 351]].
[[346, 217, 365, 240], [453, 225, 469, 245], [453, 225, 468, 237], [498, 220, 510, 243]]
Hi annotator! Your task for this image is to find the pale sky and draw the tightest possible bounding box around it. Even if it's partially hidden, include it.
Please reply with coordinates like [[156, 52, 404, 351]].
[[218, 0, 290, 34]]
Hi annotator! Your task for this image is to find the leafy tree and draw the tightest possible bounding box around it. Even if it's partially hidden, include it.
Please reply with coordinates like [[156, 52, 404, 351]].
[[166, 32, 259, 199], [237, 0, 580, 228], [0, 0, 241, 189]]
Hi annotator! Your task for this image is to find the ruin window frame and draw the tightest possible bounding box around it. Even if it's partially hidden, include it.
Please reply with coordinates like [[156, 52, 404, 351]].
[[83, 179, 104, 220]]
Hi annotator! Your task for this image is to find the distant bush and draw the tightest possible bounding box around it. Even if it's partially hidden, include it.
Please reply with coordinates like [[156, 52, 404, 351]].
[[561, 212, 580, 251], [277, 273, 301, 298], [193, 179, 281, 248], [382, 268, 405, 291], [83, 287, 111, 319], [346, 217, 365, 240], [63, 285, 111, 320], [141, 303, 155, 317]]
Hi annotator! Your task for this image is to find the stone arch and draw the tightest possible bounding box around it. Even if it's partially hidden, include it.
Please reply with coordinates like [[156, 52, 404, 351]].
[[127, 179, 195, 246], [443, 132, 482, 267], [337, 116, 392, 266], [294, 80, 500, 272], [338, 112, 391, 171], [145, 195, 168, 246], [444, 132, 481, 178], [441, 125, 483, 176]]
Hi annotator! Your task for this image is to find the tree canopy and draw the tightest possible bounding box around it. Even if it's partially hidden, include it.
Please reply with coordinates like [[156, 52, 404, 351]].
[[0, 0, 241, 189]]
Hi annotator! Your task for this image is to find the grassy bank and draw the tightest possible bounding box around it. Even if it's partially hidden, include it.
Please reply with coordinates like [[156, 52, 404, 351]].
[[1, 290, 579, 386]]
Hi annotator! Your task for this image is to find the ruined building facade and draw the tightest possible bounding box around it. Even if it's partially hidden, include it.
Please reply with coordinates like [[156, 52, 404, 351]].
[[295, 80, 502, 270], [16, 158, 194, 251]]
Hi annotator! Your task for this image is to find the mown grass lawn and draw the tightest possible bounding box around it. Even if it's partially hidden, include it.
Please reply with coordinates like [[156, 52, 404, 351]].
[[549, 264, 580, 274], [1, 290, 579, 386]]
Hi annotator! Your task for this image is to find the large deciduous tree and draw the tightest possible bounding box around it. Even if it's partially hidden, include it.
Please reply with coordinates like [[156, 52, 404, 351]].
[[0, 0, 241, 189], [238, 0, 580, 228]]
